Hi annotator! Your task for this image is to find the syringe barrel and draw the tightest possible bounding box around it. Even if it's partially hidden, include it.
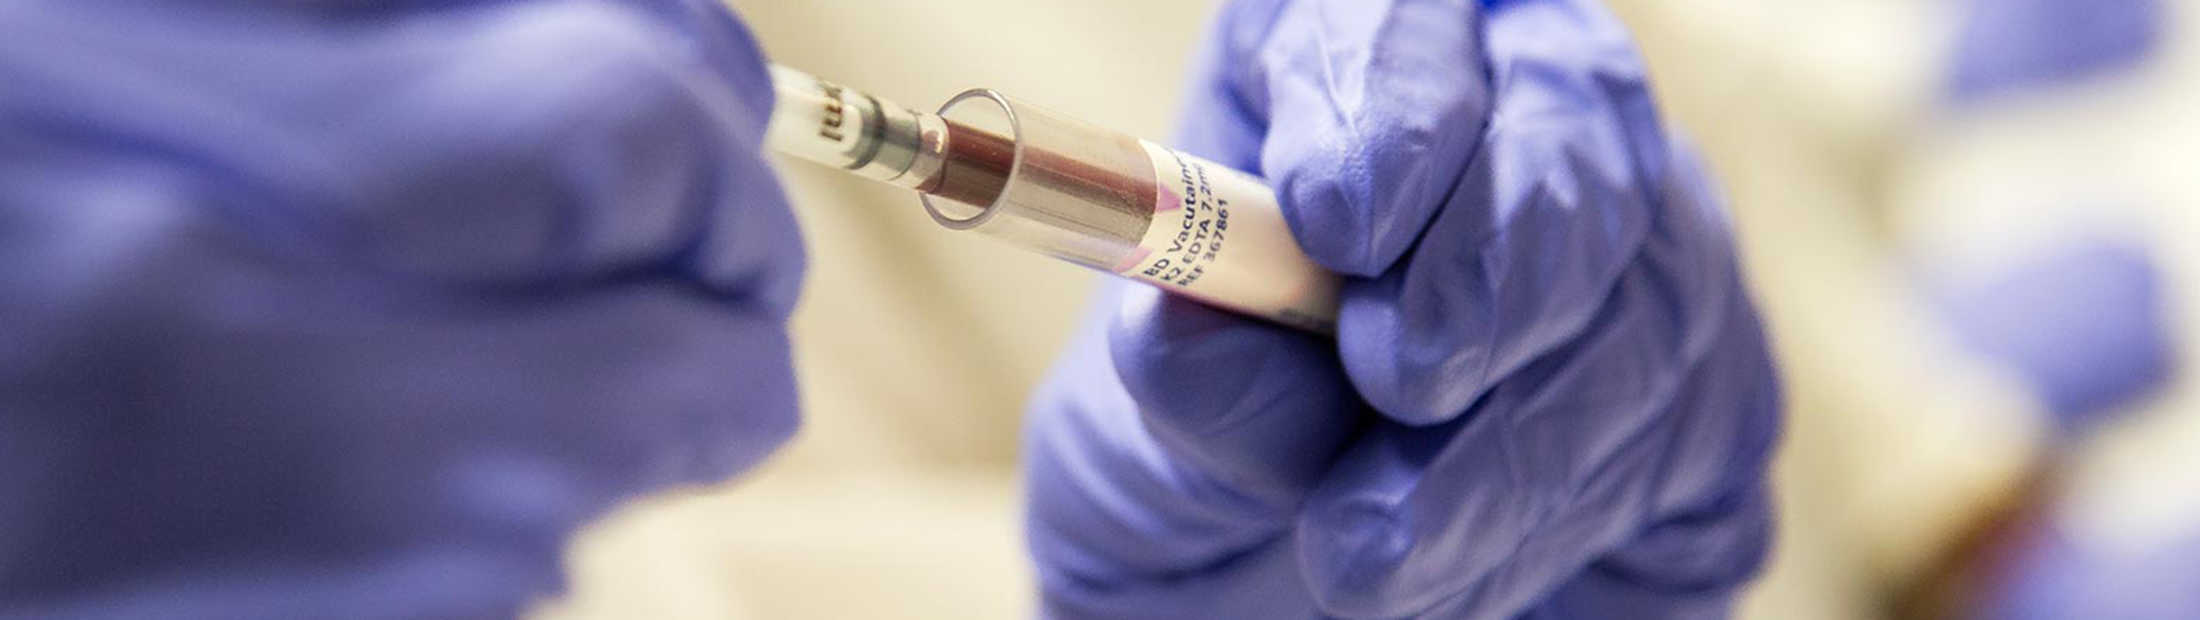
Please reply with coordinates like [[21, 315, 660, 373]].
[[922, 90, 1339, 332]]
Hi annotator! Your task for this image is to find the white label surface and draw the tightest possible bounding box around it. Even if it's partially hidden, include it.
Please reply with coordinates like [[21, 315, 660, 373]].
[[1116, 141, 1338, 332]]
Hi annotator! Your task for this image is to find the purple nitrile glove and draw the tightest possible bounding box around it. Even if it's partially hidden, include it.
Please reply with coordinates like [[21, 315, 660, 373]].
[[1025, 0, 1781, 618], [0, 1, 800, 617]]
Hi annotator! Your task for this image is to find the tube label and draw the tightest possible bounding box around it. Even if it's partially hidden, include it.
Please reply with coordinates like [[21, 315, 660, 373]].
[[1116, 141, 1339, 332]]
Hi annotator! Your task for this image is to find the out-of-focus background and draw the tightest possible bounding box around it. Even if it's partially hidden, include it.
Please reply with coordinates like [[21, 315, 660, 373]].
[[536, 1, 2200, 618]]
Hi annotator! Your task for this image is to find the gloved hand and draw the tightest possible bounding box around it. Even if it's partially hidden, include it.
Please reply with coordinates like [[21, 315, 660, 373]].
[[0, 1, 799, 617], [1025, 1, 1781, 618]]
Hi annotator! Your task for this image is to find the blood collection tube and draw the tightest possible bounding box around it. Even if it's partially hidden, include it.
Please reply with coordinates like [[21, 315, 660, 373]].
[[766, 66, 1338, 332]]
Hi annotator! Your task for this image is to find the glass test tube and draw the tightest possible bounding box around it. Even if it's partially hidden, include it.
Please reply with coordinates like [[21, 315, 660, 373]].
[[767, 66, 1338, 332]]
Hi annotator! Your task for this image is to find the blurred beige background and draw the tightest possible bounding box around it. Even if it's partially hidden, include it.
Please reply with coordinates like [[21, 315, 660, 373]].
[[536, 2, 2200, 618]]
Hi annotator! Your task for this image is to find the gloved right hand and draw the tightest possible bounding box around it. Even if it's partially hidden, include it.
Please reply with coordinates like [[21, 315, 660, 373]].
[[1024, 0, 1781, 617]]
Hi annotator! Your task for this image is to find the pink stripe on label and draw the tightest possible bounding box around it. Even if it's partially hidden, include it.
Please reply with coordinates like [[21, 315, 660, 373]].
[[1156, 184, 1184, 212]]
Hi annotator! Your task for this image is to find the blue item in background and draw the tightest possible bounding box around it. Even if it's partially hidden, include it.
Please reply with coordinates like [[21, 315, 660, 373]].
[[1024, 0, 1782, 617], [1927, 238, 2175, 433], [1979, 526, 2200, 620], [1946, 0, 2162, 102], [0, 0, 801, 617], [1932, 1, 2192, 617]]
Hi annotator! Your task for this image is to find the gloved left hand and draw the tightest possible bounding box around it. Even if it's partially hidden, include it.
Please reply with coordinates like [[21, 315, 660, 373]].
[[0, 1, 800, 617], [1024, 0, 1781, 617]]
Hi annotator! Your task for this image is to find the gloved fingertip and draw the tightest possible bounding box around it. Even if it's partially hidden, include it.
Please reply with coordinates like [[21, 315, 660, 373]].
[[1106, 284, 1325, 434], [1106, 284, 1358, 493], [1266, 144, 1386, 276], [1295, 494, 1421, 618], [1335, 278, 1498, 427], [1251, 0, 1494, 277], [1291, 418, 1476, 618], [1341, 356, 1479, 428]]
